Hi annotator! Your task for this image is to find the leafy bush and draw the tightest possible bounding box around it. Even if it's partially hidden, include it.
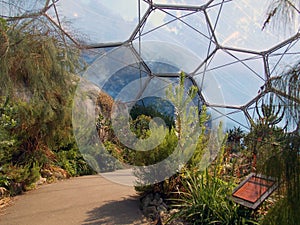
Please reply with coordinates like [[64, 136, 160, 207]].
[[1, 163, 41, 195], [55, 147, 95, 176], [127, 115, 178, 167], [0, 96, 18, 166], [80, 143, 123, 173]]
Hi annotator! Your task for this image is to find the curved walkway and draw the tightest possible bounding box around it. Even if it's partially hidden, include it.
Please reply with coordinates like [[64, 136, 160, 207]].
[[0, 171, 149, 225]]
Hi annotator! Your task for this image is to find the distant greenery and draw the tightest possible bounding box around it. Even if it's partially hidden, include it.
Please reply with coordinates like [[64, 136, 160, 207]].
[[130, 104, 175, 130], [93, 103, 177, 171], [126, 114, 177, 166]]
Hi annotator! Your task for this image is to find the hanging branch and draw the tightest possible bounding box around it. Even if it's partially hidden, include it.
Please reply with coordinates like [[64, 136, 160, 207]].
[[262, 0, 300, 31], [4, 0, 52, 21]]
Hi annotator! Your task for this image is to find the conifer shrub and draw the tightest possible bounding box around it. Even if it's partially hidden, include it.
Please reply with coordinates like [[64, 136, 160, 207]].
[[132, 73, 211, 197]]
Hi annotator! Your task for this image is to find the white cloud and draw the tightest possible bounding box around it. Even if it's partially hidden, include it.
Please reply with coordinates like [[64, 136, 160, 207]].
[[221, 31, 240, 46]]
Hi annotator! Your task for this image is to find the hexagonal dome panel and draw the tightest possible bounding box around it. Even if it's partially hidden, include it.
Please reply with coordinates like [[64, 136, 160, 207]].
[[194, 49, 265, 107], [135, 8, 216, 63], [207, 0, 299, 51], [46, 0, 148, 45], [268, 37, 300, 77]]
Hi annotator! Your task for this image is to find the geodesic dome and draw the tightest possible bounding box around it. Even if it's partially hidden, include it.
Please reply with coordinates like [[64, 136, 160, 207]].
[[1, 0, 299, 131]]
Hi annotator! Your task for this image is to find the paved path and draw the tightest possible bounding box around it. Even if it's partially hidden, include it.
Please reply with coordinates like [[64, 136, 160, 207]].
[[0, 172, 149, 225]]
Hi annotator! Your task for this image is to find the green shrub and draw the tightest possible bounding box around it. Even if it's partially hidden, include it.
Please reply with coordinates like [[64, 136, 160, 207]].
[[0, 174, 10, 188], [1, 162, 41, 195], [55, 141, 95, 176], [128, 125, 177, 167], [80, 144, 122, 173]]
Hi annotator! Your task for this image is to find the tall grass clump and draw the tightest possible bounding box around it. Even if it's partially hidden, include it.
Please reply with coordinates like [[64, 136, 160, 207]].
[[169, 164, 256, 224]]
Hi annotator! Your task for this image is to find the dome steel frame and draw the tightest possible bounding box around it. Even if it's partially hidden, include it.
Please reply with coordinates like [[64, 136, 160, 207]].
[[1, 0, 299, 130]]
